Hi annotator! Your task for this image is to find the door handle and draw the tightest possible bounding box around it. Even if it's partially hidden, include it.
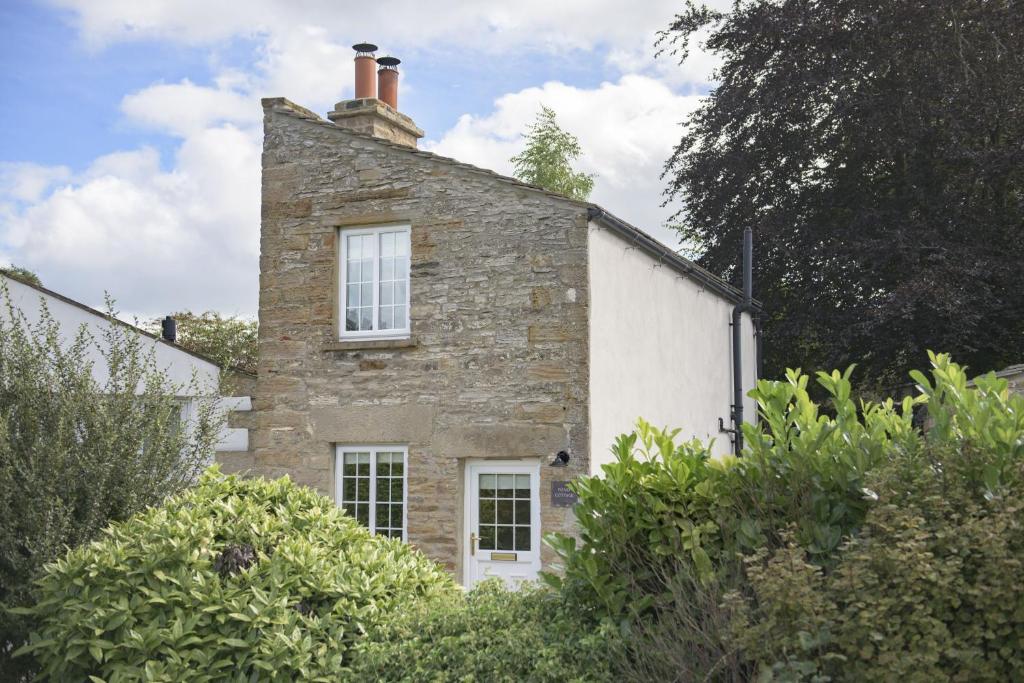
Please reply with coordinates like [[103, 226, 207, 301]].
[[470, 532, 477, 556]]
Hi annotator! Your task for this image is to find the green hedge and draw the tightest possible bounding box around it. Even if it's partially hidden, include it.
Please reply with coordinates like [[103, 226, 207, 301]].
[[14, 469, 456, 681], [348, 580, 619, 682], [545, 353, 1024, 680]]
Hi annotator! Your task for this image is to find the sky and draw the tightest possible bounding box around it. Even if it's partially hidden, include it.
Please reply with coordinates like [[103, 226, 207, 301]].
[[0, 0, 725, 318]]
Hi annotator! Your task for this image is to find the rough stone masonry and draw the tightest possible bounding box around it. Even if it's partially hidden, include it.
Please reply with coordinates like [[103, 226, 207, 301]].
[[243, 97, 591, 577]]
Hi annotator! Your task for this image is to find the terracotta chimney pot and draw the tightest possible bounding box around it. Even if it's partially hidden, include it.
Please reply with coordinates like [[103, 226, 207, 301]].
[[352, 43, 378, 99], [377, 56, 400, 110]]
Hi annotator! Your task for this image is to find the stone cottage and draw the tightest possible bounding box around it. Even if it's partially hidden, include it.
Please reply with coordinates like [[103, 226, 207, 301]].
[[228, 45, 760, 588]]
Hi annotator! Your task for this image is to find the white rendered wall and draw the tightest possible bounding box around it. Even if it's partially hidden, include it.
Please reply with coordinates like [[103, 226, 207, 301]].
[[1, 275, 248, 452], [587, 223, 758, 472]]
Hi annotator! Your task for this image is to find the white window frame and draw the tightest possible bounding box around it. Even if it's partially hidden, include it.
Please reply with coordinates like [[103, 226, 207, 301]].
[[334, 444, 409, 541], [338, 224, 411, 340]]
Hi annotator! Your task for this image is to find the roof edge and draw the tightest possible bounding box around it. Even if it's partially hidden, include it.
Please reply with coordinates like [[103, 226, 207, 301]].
[[0, 273, 253, 375], [586, 207, 763, 309]]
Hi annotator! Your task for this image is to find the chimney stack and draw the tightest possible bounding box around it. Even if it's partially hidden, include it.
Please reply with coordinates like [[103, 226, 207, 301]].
[[352, 42, 378, 99], [328, 44, 424, 148], [376, 56, 400, 110]]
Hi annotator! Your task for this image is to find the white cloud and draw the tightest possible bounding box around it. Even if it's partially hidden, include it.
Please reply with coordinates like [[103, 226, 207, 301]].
[[1, 126, 260, 316], [4, 0, 723, 315], [0, 162, 72, 202], [53, 0, 684, 55], [121, 79, 257, 137], [427, 74, 703, 246]]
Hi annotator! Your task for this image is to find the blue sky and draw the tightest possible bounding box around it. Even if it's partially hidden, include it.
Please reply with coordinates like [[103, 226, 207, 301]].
[[0, 0, 721, 316]]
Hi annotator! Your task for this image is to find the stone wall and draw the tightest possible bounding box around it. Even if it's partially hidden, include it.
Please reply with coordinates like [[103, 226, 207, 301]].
[[254, 98, 590, 578]]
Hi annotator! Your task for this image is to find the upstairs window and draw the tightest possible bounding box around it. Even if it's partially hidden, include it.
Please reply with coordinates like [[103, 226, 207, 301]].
[[340, 225, 410, 338]]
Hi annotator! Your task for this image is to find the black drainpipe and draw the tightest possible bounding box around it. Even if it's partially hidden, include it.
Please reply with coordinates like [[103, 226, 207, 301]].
[[729, 227, 758, 455]]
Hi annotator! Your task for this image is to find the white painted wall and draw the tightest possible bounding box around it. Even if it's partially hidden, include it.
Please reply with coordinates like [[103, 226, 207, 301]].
[[587, 223, 758, 472], [1, 275, 249, 452]]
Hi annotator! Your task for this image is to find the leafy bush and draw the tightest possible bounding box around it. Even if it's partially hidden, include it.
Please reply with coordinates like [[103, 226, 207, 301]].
[[729, 487, 1024, 679], [0, 286, 221, 676], [348, 580, 619, 682], [546, 353, 1024, 680], [545, 365, 919, 618], [15, 469, 456, 681]]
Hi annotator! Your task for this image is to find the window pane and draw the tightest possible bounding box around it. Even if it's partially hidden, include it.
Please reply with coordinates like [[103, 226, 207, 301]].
[[479, 498, 495, 524], [356, 504, 369, 526], [515, 475, 530, 497], [359, 307, 372, 330], [346, 310, 359, 331], [342, 478, 356, 501], [347, 235, 362, 259], [496, 474, 514, 498], [381, 258, 394, 281], [479, 525, 495, 550], [380, 232, 395, 257], [479, 474, 496, 498], [496, 500, 514, 525], [342, 502, 357, 519], [347, 260, 360, 283], [515, 499, 530, 524], [396, 231, 409, 257], [379, 306, 393, 330], [346, 284, 359, 308], [515, 526, 531, 551], [356, 477, 370, 502], [380, 281, 393, 305], [376, 503, 389, 528], [393, 305, 406, 330], [390, 504, 403, 528], [496, 526, 514, 550], [376, 457, 391, 477], [395, 281, 407, 304], [391, 459, 404, 477], [391, 476, 403, 501], [360, 257, 372, 280]]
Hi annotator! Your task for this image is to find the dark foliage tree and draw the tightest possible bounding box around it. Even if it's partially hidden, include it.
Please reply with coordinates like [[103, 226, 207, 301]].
[[661, 0, 1024, 389]]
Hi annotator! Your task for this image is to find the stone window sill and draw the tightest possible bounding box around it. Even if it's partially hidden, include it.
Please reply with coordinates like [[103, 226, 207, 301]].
[[322, 337, 418, 352]]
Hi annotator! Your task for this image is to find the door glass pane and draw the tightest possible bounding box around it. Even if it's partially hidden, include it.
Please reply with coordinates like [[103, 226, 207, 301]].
[[496, 500, 514, 525], [479, 525, 495, 550], [477, 470, 533, 556], [479, 474, 496, 498], [514, 499, 530, 525], [515, 475, 530, 497], [515, 526, 531, 551], [479, 498, 495, 524], [496, 474, 514, 498], [496, 526, 514, 550]]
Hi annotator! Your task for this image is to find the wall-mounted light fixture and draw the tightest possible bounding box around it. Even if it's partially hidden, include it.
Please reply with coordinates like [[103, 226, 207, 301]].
[[549, 450, 570, 467]]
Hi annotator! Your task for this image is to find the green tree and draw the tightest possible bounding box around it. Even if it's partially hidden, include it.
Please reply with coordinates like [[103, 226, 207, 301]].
[[660, 0, 1024, 389], [0, 285, 222, 677], [510, 105, 595, 201], [149, 311, 258, 374]]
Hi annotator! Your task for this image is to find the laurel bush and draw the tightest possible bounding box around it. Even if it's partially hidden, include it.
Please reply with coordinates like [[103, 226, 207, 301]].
[[14, 470, 456, 682]]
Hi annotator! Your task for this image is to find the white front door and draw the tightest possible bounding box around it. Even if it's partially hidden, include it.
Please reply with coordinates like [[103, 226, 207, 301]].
[[464, 460, 542, 590]]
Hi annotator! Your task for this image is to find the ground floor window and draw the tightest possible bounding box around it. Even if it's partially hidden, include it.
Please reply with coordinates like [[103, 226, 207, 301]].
[[334, 445, 407, 540]]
